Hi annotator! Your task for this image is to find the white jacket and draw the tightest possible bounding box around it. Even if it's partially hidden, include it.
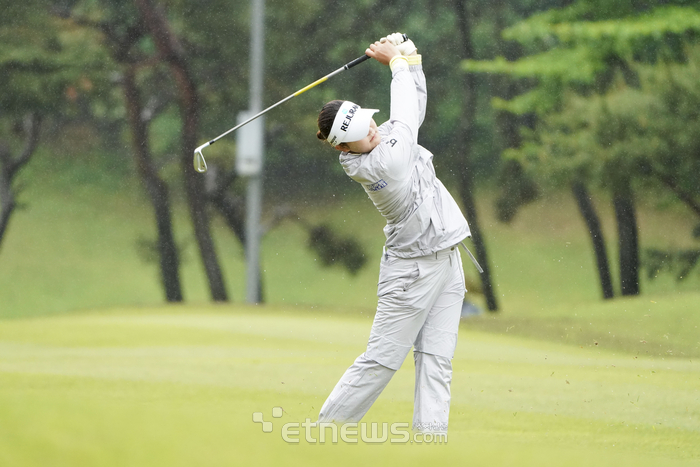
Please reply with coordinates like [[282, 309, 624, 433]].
[[339, 57, 471, 258]]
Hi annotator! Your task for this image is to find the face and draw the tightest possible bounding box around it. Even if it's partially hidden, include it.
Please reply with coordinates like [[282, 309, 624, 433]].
[[335, 119, 381, 154]]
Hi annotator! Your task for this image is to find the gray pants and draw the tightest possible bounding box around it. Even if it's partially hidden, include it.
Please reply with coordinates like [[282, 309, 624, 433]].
[[318, 246, 465, 432]]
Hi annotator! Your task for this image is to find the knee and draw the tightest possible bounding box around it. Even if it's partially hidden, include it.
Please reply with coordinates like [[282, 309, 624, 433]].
[[413, 351, 452, 375], [414, 324, 457, 360], [365, 336, 412, 371]]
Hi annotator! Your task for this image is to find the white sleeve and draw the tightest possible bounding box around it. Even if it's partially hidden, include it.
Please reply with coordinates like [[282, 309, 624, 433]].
[[411, 62, 427, 128], [366, 67, 419, 181], [389, 67, 419, 144]]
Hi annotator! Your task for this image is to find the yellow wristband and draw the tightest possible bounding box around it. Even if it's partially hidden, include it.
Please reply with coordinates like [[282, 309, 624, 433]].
[[407, 54, 422, 66], [389, 55, 409, 72]]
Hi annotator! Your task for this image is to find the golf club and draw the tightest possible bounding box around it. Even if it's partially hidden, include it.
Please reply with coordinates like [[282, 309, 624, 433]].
[[193, 35, 409, 173]]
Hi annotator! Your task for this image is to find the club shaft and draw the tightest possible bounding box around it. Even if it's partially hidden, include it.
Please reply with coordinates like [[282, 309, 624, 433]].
[[205, 54, 371, 147], [206, 94, 295, 146]]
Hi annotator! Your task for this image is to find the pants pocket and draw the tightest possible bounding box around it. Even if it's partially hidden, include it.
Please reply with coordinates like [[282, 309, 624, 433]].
[[377, 259, 421, 297]]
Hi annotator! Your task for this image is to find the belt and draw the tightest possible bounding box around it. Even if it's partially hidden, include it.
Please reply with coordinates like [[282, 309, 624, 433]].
[[382, 243, 484, 274], [433, 245, 457, 259]]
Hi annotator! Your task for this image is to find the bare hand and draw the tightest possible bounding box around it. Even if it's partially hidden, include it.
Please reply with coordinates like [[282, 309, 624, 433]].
[[365, 41, 400, 66]]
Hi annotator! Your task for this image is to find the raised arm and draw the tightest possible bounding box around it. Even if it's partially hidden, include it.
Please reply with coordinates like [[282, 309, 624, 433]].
[[377, 33, 427, 128], [408, 55, 427, 128], [366, 41, 420, 143]]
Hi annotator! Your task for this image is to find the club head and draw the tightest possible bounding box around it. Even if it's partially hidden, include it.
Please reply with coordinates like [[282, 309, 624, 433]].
[[193, 148, 208, 173]]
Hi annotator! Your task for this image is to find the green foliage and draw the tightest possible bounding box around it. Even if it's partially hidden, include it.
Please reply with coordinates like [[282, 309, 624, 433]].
[[503, 79, 655, 187], [504, 45, 700, 205], [494, 159, 539, 222], [504, 5, 700, 49], [644, 248, 700, 281], [465, 2, 700, 116], [307, 224, 367, 276], [463, 0, 700, 242], [465, 46, 603, 85], [0, 0, 108, 116], [0, 0, 63, 113], [7, 0, 700, 311], [46, 0, 567, 196], [141, 0, 526, 190]]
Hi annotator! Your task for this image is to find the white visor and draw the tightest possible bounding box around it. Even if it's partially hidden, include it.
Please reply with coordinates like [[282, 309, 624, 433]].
[[327, 101, 379, 147]]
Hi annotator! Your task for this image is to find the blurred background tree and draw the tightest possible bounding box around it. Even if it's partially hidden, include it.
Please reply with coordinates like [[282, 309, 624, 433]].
[[0, 0, 104, 252], [3, 0, 698, 311], [465, 0, 700, 298]]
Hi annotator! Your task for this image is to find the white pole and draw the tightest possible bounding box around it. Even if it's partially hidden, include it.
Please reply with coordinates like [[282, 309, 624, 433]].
[[246, 0, 265, 303]]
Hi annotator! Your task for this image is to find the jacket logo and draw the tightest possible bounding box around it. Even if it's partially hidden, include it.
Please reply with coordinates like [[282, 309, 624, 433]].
[[366, 179, 388, 192]]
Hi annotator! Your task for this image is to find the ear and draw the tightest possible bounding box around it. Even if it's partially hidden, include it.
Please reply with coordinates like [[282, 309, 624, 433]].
[[334, 144, 348, 151]]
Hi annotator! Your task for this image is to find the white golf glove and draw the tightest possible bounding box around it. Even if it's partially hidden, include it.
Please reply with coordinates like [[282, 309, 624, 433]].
[[380, 32, 417, 55]]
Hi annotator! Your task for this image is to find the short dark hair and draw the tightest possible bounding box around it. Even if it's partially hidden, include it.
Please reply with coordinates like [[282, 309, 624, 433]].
[[316, 100, 344, 141]]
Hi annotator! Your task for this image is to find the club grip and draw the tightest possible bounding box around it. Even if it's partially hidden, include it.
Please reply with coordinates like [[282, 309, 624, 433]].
[[345, 35, 411, 70], [345, 54, 371, 69]]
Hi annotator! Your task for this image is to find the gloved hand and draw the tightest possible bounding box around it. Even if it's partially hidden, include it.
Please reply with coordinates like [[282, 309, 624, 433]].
[[381, 32, 404, 45], [380, 32, 417, 55]]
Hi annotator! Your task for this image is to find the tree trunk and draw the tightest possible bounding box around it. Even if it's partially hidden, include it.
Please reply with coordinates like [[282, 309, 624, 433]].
[[205, 168, 246, 246], [0, 154, 15, 251], [123, 66, 183, 302], [134, 0, 228, 301], [451, 0, 499, 311], [209, 194, 246, 245], [203, 168, 268, 302], [571, 181, 614, 299], [613, 178, 640, 296], [0, 114, 40, 253]]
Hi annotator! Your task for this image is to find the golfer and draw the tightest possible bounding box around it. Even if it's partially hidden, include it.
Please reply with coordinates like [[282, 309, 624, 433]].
[[315, 34, 475, 433]]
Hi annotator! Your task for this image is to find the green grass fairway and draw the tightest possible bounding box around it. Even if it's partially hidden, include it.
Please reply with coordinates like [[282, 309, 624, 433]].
[[1, 305, 698, 466]]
